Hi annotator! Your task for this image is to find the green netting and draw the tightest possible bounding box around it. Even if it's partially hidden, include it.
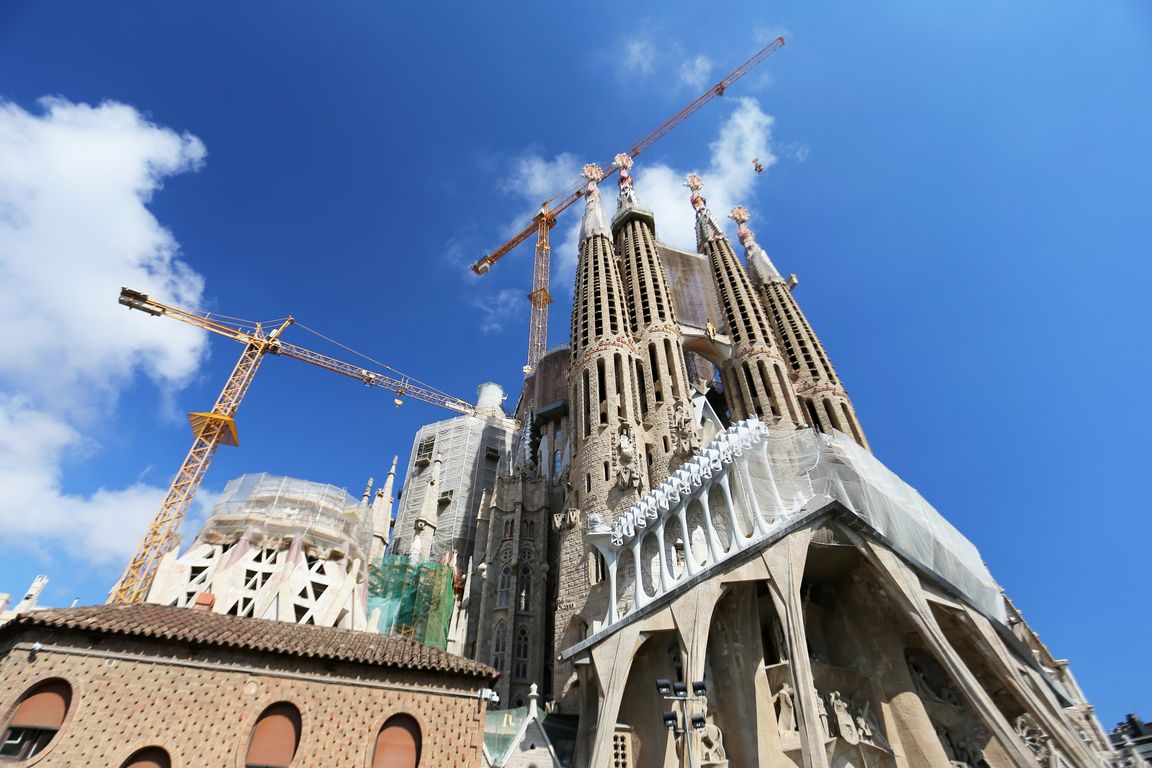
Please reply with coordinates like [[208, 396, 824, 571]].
[[367, 555, 455, 650]]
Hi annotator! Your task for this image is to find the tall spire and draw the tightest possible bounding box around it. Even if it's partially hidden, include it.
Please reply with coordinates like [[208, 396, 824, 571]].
[[614, 156, 699, 483], [686, 175, 802, 425], [579, 163, 609, 242], [410, 451, 442, 562], [733, 205, 869, 448], [730, 205, 782, 283], [685, 173, 725, 248], [370, 456, 398, 560]]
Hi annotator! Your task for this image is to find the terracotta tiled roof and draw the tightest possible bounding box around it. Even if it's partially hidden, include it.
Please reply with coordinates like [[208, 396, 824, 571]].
[[4, 604, 497, 682]]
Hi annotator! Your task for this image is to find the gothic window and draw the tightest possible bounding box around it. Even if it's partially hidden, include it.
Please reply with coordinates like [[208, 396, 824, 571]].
[[0, 679, 71, 761], [493, 621, 507, 670], [503, 519, 515, 539], [244, 702, 301, 768], [518, 567, 532, 612], [552, 450, 562, 478], [521, 519, 536, 539], [597, 359, 608, 425], [514, 626, 530, 679], [497, 566, 512, 608]]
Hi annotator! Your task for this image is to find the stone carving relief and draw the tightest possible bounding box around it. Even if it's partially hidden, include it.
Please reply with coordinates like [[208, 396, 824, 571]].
[[616, 422, 640, 490], [774, 683, 796, 735], [830, 691, 860, 745], [906, 649, 963, 706], [552, 508, 581, 532], [1014, 713, 1051, 763], [697, 700, 727, 765], [671, 400, 700, 457]]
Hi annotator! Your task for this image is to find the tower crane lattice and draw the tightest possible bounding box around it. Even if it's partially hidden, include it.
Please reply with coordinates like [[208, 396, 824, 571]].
[[471, 36, 785, 374], [110, 288, 474, 605]]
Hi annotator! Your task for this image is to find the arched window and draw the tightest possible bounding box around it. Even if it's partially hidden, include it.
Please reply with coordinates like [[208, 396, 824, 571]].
[[492, 620, 507, 671], [120, 746, 172, 768], [371, 714, 421, 768], [245, 702, 301, 768], [517, 567, 532, 612], [513, 626, 530, 679], [0, 678, 71, 760], [496, 566, 512, 608]]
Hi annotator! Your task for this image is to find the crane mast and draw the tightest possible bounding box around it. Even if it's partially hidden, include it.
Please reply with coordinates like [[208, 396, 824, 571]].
[[110, 288, 474, 604], [471, 37, 785, 374]]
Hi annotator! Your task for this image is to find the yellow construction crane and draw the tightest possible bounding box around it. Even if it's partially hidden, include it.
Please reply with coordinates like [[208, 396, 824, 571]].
[[110, 287, 474, 605], [471, 37, 785, 375]]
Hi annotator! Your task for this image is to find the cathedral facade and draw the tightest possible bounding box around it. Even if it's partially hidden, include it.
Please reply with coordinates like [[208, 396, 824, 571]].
[[392, 158, 1121, 768]]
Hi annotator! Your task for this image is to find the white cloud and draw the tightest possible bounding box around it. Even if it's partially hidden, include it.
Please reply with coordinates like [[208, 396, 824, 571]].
[[623, 39, 656, 76], [679, 55, 714, 89], [494, 98, 781, 298], [473, 288, 525, 334], [635, 97, 777, 250], [0, 96, 209, 567]]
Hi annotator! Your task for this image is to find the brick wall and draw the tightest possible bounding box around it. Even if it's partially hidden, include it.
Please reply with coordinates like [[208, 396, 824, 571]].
[[0, 629, 488, 767]]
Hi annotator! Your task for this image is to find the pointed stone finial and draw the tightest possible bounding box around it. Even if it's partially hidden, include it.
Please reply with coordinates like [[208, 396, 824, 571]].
[[685, 174, 723, 247], [579, 163, 609, 241], [528, 682, 540, 719], [361, 477, 374, 504], [730, 205, 782, 283], [614, 153, 638, 209]]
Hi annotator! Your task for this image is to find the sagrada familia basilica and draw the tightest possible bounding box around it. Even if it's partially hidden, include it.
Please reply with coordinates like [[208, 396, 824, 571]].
[[414, 154, 1120, 767]]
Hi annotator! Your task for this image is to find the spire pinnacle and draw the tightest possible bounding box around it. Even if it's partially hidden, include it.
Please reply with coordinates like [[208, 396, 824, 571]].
[[614, 153, 639, 211], [579, 163, 609, 242], [685, 173, 724, 248], [730, 205, 782, 283]]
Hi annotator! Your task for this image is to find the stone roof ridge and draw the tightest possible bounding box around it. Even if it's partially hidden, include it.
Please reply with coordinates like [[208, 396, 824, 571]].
[[588, 416, 769, 550], [2, 603, 497, 681]]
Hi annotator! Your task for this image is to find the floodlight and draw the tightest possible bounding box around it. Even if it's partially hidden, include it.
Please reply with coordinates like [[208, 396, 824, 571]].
[[691, 713, 707, 730], [655, 679, 673, 697], [662, 711, 679, 730], [672, 681, 688, 699], [692, 681, 707, 698]]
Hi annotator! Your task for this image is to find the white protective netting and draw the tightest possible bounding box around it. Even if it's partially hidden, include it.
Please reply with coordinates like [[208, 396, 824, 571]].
[[204, 473, 370, 559], [803, 430, 1005, 623]]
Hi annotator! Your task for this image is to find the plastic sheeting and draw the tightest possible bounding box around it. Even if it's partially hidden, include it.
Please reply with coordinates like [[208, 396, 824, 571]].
[[367, 555, 456, 649], [811, 431, 1006, 623], [204, 473, 370, 559]]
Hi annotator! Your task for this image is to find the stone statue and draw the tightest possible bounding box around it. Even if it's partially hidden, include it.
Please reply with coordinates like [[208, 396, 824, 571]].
[[830, 691, 859, 744], [671, 400, 699, 456], [616, 422, 639, 489], [696, 700, 727, 764], [774, 683, 796, 733], [815, 688, 831, 740]]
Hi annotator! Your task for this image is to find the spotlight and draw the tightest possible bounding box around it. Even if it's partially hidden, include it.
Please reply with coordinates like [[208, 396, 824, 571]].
[[655, 679, 673, 697], [692, 681, 707, 698], [691, 713, 707, 731], [672, 681, 688, 699], [662, 711, 679, 730]]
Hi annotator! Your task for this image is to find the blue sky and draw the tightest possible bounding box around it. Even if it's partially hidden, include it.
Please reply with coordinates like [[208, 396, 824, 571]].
[[1, 0, 1149, 724]]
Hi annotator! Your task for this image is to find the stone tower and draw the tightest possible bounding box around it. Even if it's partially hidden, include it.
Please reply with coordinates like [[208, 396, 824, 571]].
[[732, 205, 869, 449], [686, 174, 803, 426], [612, 154, 700, 485], [554, 163, 648, 706], [409, 451, 443, 563]]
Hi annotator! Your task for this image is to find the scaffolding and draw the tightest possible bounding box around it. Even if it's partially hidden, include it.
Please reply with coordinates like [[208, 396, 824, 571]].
[[367, 555, 456, 649], [202, 473, 370, 561]]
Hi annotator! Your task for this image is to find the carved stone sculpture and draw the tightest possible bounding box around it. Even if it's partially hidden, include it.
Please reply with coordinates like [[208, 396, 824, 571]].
[[616, 422, 640, 489], [775, 683, 796, 733], [830, 691, 860, 744]]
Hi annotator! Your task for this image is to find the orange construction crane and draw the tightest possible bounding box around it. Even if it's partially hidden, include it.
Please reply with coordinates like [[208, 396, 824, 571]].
[[110, 287, 474, 605], [471, 37, 785, 374]]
